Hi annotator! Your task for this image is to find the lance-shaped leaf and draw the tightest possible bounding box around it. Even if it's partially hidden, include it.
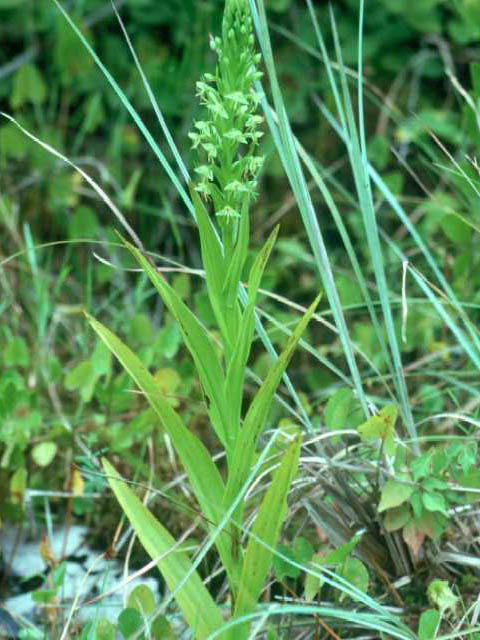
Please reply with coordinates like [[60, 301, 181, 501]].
[[190, 186, 237, 351], [223, 226, 280, 443], [222, 198, 250, 309], [224, 303, 256, 445], [232, 435, 301, 637], [102, 459, 224, 640], [248, 225, 279, 306], [223, 294, 321, 518], [87, 315, 236, 583], [121, 239, 231, 450]]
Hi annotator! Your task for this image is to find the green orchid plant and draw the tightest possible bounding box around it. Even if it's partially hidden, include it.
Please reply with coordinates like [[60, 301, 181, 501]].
[[87, 0, 319, 637]]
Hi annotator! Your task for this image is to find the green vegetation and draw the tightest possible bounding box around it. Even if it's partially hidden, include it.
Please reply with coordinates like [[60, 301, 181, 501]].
[[1, 0, 480, 638]]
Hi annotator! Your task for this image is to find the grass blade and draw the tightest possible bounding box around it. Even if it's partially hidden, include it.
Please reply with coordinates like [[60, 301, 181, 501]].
[[250, 0, 370, 417]]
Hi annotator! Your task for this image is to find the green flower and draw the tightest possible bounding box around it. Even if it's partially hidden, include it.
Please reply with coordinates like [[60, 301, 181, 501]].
[[189, 0, 264, 248]]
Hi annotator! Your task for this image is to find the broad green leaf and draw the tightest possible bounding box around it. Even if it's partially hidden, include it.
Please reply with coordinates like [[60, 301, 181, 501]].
[[233, 435, 301, 632], [127, 584, 156, 616], [224, 294, 320, 518], [357, 404, 398, 456], [273, 536, 313, 580], [422, 491, 448, 515], [383, 504, 412, 532], [294, 537, 314, 564], [324, 387, 362, 430], [32, 589, 57, 604], [64, 360, 96, 402], [91, 340, 112, 376], [427, 579, 459, 616], [122, 239, 230, 449], [153, 368, 181, 407], [422, 477, 448, 492], [340, 557, 369, 596], [118, 608, 143, 639], [4, 336, 30, 368], [418, 609, 440, 640], [31, 442, 57, 467], [440, 214, 470, 246], [10, 467, 27, 504], [154, 325, 181, 359], [272, 544, 300, 580], [151, 616, 176, 640], [11, 64, 46, 109], [410, 453, 432, 481], [52, 562, 67, 588], [410, 491, 423, 519], [54, 15, 94, 84], [172, 273, 191, 300], [323, 532, 363, 565], [103, 459, 224, 640], [378, 478, 413, 512], [68, 205, 99, 239], [88, 316, 235, 583], [95, 618, 115, 640], [129, 313, 154, 346]]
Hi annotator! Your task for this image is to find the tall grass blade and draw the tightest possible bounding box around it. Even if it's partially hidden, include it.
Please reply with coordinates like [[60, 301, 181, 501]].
[[326, 4, 416, 441], [51, 0, 193, 216], [250, 0, 370, 417]]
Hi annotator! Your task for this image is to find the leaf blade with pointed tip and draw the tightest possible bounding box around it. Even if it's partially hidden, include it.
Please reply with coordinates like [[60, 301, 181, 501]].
[[224, 294, 321, 518], [121, 239, 231, 450], [86, 315, 236, 582], [102, 459, 224, 640], [233, 435, 301, 629]]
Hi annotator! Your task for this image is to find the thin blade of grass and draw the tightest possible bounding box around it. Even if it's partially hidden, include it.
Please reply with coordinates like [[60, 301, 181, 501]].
[[327, 5, 416, 441], [109, 0, 190, 184], [51, 0, 193, 217], [250, 0, 370, 418]]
